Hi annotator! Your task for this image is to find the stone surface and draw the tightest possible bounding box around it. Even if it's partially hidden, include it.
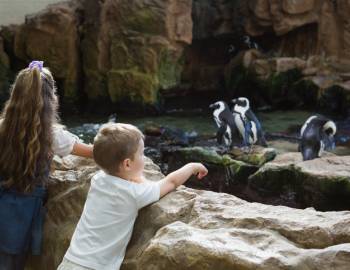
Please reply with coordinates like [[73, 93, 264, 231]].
[[26, 155, 161, 269], [13, 1, 81, 103], [249, 152, 350, 210], [124, 187, 350, 270], [164, 146, 258, 193], [177, 0, 245, 96], [192, 0, 239, 40], [243, 0, 350, 63], [178, 0, 350, 110], [26, 153, 350, 270], [282, 0, 315, 15], [0, 0, 192, 109], [80, 0, 192, 107], [226, 49, 350, 111], [229, 145, 276, 166], [2, 0, 350, 112], [275, 57, 306, 73], [0, 25, 19, 69], [0, 36, 10, 100]]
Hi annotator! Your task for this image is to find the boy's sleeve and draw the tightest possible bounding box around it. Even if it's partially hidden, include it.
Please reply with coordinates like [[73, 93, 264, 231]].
[[133, 181, 161, 209]]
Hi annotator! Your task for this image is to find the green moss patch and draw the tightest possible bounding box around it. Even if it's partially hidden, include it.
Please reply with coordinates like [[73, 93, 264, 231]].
[[124, 9, 165, 35], [108, 69, 159, 104]]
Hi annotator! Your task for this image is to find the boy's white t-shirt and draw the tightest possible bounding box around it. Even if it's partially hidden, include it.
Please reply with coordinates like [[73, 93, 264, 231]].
[[64, 170, 161, 270]]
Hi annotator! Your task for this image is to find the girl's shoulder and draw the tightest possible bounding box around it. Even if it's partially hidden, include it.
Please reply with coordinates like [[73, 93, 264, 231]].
[[52, 123, 67, 131], [52, 124, 80, 157]]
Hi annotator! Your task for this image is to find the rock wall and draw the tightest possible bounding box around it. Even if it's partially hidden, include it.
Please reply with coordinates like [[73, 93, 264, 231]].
[[244, 0, 350, 62], [1, 0, 350, 112], [26, 155, 350, 270], [0, 0, 192, 112], [174, 0, 244, 101], [0, 36, 10, 101], [81, 0, 192, 109], [0, 0, 62, 25], [180, 0, 350, 112], [15, 2, 81, 103]]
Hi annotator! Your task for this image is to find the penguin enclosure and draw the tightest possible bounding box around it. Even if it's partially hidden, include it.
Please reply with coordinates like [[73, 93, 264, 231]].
[[2, 0, 350, 211], [2, 1, 350, 269], [67, 110, 350, 212]]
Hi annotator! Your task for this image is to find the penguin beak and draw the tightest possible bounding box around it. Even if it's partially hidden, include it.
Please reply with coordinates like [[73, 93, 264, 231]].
[[230, 99, 238, 112], [209, 103, 216, 109]]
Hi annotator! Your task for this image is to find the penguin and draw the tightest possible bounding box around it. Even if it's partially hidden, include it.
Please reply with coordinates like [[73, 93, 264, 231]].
[[108, 113, 117, 123], [228, 44, 235, 53], [299, 115, 336, 161], [243, 35, 259, 50], [209, 101, 240, 148], [231, 97, 267, 147]]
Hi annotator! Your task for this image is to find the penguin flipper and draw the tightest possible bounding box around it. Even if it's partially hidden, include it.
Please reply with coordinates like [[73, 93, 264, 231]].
[[216, 124, 227, 145], [246, 109, 267, 146], [246, 110, 262, 130], [243, 121, 252, 146]]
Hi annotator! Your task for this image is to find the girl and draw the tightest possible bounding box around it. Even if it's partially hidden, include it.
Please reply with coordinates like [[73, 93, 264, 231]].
[[0, 61, 93, 270]]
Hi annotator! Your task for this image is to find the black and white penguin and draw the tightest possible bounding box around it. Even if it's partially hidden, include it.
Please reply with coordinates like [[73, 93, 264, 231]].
[[299, 115, 336, 161], [231, 97, 267, 147], [243, 35, 259, 50], [209, 101, 239, 148], [108, 113, 117, 123]]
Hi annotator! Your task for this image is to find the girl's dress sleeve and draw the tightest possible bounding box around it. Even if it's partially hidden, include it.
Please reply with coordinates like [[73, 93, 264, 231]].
[[52, 126, 81, 157]]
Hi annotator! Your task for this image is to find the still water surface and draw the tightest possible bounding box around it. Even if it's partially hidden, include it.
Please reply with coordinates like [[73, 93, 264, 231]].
[[63, 110, 350, 156]]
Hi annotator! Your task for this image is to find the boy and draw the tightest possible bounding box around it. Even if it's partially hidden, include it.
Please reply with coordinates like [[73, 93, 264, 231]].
[[58, 123, 208, 270]]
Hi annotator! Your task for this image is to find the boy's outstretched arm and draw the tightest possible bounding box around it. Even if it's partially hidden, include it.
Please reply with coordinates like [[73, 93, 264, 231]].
[[71, 142, 94, 158], [160, 163, 208, 198]]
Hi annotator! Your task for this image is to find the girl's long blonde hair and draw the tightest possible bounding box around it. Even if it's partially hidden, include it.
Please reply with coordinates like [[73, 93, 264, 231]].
[[0, 66, 59, 192]]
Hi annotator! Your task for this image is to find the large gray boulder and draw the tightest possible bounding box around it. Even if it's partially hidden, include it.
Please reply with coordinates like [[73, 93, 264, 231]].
[[26, 154, 350, 270], [123, 186, 350, 270], [249, 152, 350, 210]]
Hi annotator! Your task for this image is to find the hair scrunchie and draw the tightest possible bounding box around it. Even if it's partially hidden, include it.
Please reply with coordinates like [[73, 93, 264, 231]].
[[28, 60, 44, 72]]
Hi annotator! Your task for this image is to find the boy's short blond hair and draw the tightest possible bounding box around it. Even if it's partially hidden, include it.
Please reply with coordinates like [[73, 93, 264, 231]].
[[93, 123, 144, 174]]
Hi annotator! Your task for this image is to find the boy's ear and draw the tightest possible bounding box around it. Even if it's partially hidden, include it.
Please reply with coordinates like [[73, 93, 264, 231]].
[[122, 158, 132, 171]]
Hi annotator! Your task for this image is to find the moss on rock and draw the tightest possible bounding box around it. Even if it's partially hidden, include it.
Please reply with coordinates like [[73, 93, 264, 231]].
[[108, 69, 159, 104], [166, 146, 259, 193], [225, 63, 319, 108], [84, 69, 108, 99], [249, 153, 350, 210], [229, 146, 276, 167], [123, 8, 165, 35], [176, 147, 245, 167], [110, 41, 134, 70], [158, 49, 184, 90]]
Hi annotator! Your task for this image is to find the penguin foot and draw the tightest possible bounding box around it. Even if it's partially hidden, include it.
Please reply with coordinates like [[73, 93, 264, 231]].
[[215, 145, 228, 155], [242, 146, 251, 153]]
